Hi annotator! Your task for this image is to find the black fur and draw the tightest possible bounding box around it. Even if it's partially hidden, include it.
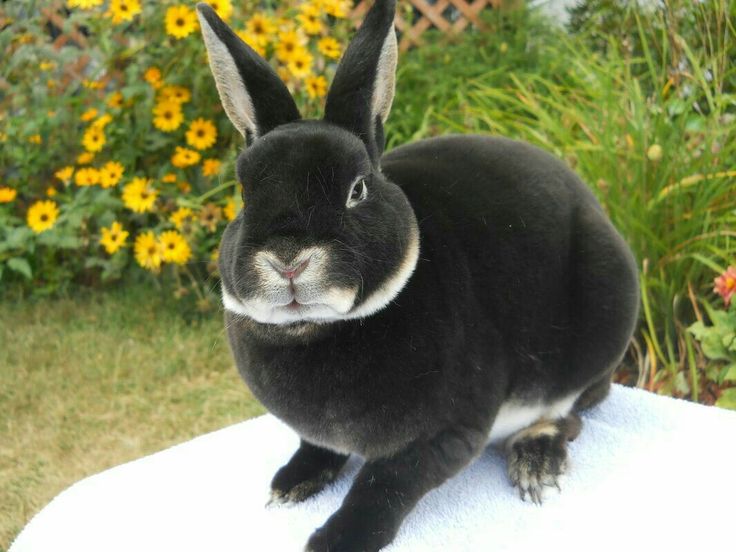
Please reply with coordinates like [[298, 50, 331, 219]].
[[324, 0, 396, 161], [197, 4, 300, 143], [197, 2, 640, 551]]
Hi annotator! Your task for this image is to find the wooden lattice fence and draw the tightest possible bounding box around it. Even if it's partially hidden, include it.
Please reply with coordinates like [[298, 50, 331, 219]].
[[352, 0, 508, 51]]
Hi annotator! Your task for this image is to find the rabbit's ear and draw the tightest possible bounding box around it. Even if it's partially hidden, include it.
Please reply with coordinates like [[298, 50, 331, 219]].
[[324, 0, 397, 161], [196, 3, 300, 143]]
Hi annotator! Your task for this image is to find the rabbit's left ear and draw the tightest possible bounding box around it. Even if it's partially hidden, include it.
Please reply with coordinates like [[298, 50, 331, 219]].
[[196, 3, 300, 144], [324, 0, 398, 162]]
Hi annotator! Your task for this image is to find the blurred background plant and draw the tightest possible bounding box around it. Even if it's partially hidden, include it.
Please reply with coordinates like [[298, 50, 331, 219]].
[[0, 0, 353, 308]]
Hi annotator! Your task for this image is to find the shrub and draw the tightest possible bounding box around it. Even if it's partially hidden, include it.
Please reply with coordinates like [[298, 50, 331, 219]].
[[0, 0, 354, 303]]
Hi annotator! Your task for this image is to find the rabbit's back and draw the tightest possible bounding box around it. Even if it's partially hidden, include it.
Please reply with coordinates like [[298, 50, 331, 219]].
[[382, 134, 638, 401]]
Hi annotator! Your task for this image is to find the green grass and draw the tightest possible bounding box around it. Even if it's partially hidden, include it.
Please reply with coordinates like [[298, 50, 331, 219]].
[[0, 285, 264, 550]]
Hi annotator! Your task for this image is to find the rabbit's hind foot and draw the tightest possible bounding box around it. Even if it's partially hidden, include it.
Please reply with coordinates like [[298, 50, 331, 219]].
[[505, 414, 582, 505]]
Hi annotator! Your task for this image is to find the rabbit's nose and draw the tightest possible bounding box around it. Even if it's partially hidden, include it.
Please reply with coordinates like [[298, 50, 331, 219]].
[[269, 256, 311, 280]]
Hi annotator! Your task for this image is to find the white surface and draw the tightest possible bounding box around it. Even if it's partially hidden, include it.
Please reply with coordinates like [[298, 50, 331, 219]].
[[11, 385, 736, 551]]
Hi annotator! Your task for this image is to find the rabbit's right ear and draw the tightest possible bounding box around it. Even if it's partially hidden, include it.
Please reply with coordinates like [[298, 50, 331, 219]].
[[196, 3, 300, 144]]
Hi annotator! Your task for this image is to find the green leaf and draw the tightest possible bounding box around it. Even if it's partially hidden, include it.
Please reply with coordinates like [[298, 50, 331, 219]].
[[715, 388, 736, 411], [724, 364, 736, 382], [6, 257, 32, 279]]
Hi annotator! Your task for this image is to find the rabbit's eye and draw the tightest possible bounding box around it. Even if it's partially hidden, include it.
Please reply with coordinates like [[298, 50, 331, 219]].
[[346, 177, 368, 208]]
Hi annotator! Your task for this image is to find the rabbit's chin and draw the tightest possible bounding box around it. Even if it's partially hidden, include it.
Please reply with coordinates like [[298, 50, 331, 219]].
[[221, 286, 357, 325]]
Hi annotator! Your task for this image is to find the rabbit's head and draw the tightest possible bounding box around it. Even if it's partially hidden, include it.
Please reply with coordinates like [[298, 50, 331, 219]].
[[197, 1, 419, 325]]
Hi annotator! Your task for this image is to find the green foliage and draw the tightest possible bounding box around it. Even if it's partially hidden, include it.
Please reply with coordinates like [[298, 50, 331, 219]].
[[689, 302, 736, 408], [0, 0, 353, 297]]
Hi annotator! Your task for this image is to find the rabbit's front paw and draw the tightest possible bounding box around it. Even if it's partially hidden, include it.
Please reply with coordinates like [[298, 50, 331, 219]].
[[269, 466, 340, 505], [269, 442, 348, 505], [306, 510, 394, 552]]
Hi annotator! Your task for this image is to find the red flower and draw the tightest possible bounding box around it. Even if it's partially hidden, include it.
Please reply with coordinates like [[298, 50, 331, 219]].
[[714, 266, 736, 307]]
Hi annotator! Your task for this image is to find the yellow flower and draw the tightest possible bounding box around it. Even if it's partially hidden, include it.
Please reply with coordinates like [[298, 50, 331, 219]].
[[298, 4, 324, 35], [202, 0, 232, 21], [236, 30, 266, 57], [82, 126, 105, 152], [152, 101, 183, 132], [276, 30, 306, 63], [55, 166, 74, 182], [322, 0, 350, 19], [287, 49, 314, 79], [107, 91, 124, 108], [134, 231, 163, 272], [202, 158, 222, 177], [159, 85, 191, 104], [144, 67, 162, 88], [77, 152, 95, 165], [165, 5, 198, 39], [317, 37, 341, 59], [108, 0, 141, 24], [80, 108, 98, 122], [0, 186, 17, 203], [170, 207, 193, 230], [29, 134, 42, 144], [75, 167, 100, 187], [199, 203, 222, 232], [92, 114, 113, 129], [305, 75, 328, 99], [223, 197, 237, 221], [99, 161, 125, 188], [39, 60, 56, 71], [122, 177, 158, 213], [46, 186, 57, 197], [67, 0, 104, 9], [83, 79, 104, 90], [27, 200, 59, 233], [100, 221, 129, 254], [160, 230, 193, 265], [277, 66, 292, 84], [186, 118, 217, 150], [162, 173, 178, 183], [245, 13, 276, 44], [171, 146, 201, 168]]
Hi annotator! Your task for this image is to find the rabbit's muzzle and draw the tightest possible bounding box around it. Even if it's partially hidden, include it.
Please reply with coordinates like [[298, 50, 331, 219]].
[[222, 245, 359, 325]]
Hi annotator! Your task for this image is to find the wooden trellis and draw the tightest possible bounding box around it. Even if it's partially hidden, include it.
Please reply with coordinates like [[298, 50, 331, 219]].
[[352, 0, 506, 52]]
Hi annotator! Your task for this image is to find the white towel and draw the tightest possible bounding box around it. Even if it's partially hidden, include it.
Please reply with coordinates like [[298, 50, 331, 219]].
[[10, 385, 736, 551]]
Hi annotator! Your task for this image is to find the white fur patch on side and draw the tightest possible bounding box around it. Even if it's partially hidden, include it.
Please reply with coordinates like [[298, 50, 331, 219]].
[[487, 393, 580, 445], [197, 12, 257, 139]]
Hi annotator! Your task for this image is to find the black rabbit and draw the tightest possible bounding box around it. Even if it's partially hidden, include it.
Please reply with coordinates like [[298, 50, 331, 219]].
[[196, 2, 639, 551]]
